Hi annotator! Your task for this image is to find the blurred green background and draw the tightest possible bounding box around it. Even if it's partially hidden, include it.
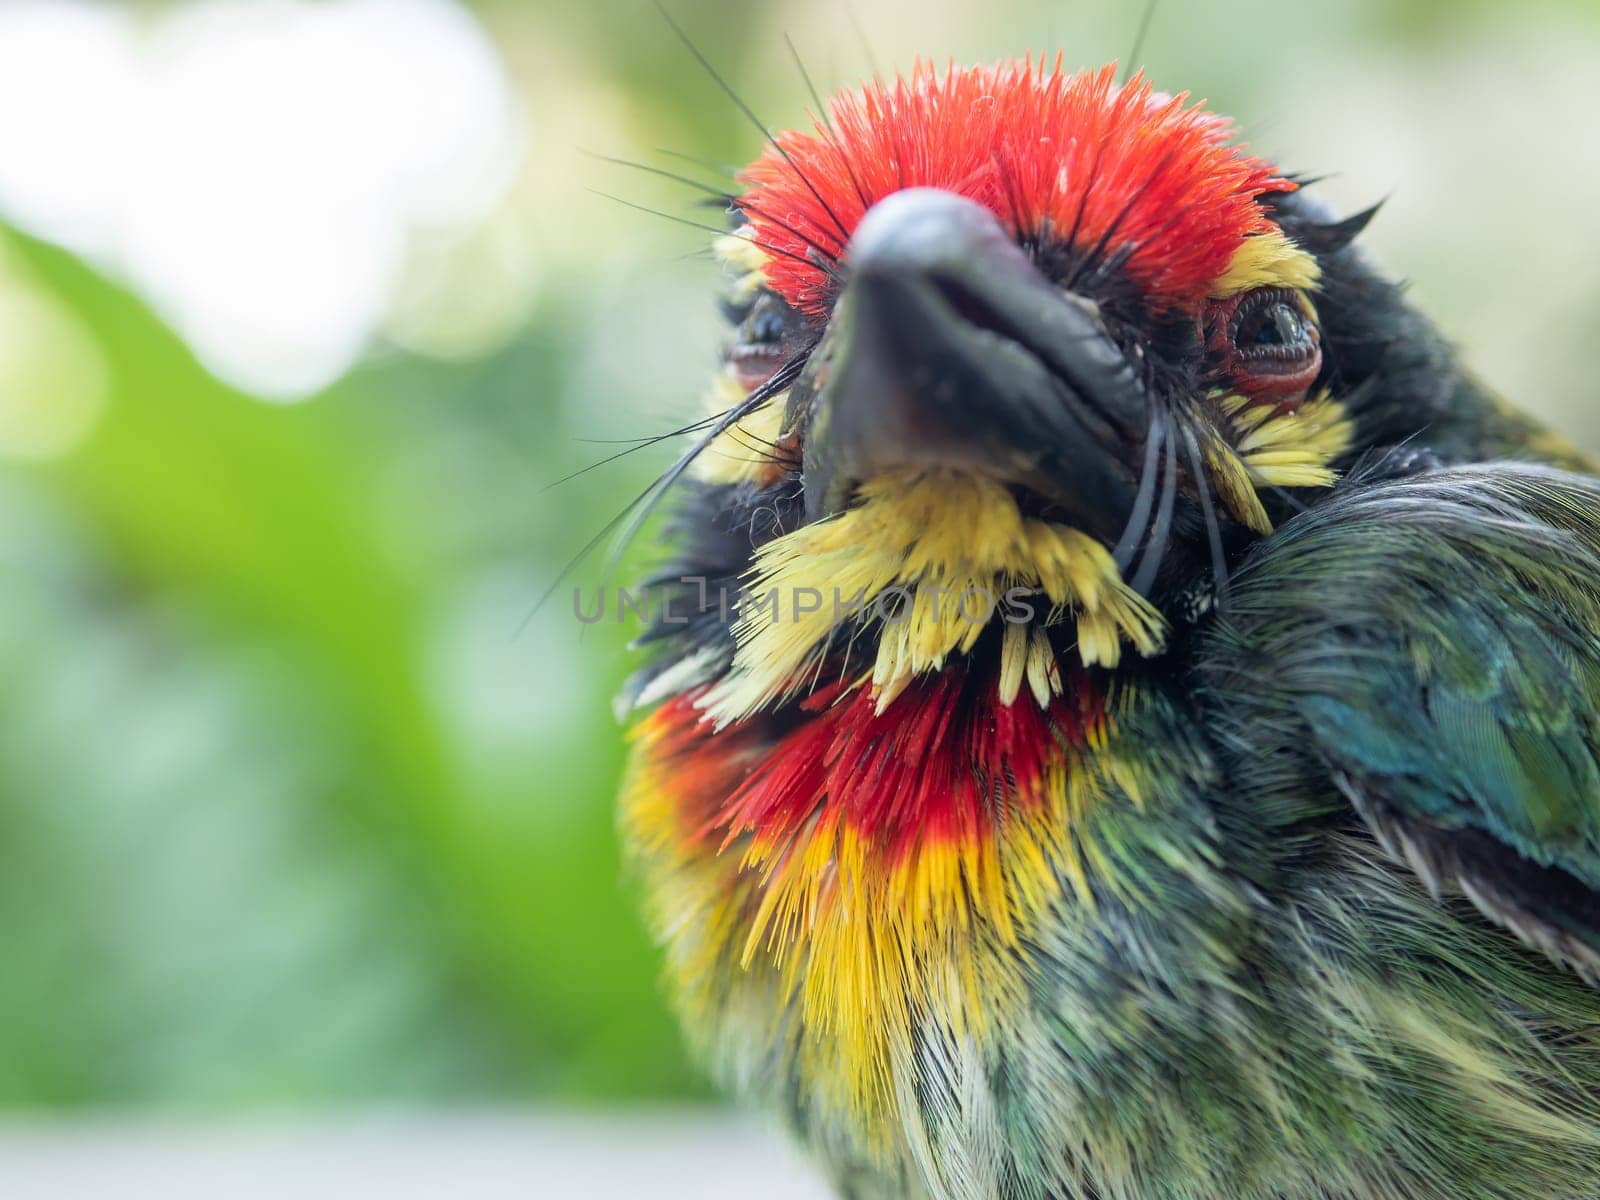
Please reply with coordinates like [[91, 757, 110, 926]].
[[0, 0, 1597, 1113]]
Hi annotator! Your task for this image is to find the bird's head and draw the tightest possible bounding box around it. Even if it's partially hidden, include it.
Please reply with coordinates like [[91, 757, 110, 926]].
[[627, 60, 1412, 724], [619, 57, 1562, 1117]]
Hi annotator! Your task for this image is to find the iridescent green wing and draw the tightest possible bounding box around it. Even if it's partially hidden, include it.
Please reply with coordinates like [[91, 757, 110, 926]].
[[1204, 463, 1600, 981]]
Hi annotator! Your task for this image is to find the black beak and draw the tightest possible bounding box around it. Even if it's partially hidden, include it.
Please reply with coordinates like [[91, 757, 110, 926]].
[[796, 188, 1150, 539]]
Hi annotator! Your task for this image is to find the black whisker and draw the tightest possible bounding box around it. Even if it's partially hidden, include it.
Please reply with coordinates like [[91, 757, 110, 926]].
[[1112, 402, 1168, 569], [786, 34, 874, 216], [589, 165, 848, 273], [551, 358, 804, 486], [722, 421, 793, 456], [542, 409, 740, 491], [842, 0, 883, 80], [720, 424, 789, 465], [586, 151, 735, 203], [594, 155, 843, 267], [1266, 485, 1311, 514], [573, 417, 724, 447], [575, 432, 707, 445], [1129, 419, 1180, 595], [654, 146, 738, 180], [655, 2, 852, 248], [587, 188, 824, 274], [786, 34, 833, 134], [711, 447, 784, 469], [1072, 185, 1203, 297], [522, 357, 808, 630], [1065, 144, 1181, 292], [541, 448, 660, 488], [1062, 125, 1113, 266], [586, 188, 738, 239], [589, 357, 808, 576], [727, 202, 850, 273], [992, 149, 1032, 240], [1120, 0, 1162, 84], [1181, 423, 1230, 604]]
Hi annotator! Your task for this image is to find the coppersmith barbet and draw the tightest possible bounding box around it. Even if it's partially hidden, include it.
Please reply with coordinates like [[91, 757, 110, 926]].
[[616, 58, 1600, 1200]]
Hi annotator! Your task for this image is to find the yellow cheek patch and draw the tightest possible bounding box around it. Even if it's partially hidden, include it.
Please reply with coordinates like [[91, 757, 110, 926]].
[[714, 228, 768, 304], [1212, 228, 1320, 297], [698, 470, 1165, 726], [701, 230, 794, 487], [692, 371, 794, 487], [1207, 392, 1354, 531]]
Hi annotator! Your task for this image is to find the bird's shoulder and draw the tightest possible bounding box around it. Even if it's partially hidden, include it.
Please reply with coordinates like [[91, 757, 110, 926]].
[[1201, 461, 1600, 980]]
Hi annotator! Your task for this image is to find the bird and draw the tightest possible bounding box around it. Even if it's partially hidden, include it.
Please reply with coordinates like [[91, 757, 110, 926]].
[[613, 57, 1600, 1199]]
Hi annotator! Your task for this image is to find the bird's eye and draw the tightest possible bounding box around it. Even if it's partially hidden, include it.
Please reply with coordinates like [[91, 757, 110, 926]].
[[729, 292, 792, 390], [1203, 286, 1322, 405]]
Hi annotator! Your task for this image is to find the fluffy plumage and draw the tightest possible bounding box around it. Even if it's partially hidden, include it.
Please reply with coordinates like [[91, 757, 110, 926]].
[[740, 61, 1293, 315], [617, 56, 1600, 1200]]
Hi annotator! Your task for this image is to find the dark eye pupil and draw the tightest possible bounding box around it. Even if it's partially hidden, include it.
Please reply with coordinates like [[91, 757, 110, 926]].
[[748, 309, 784, 345], [1242, 302, 1305, 350], [729, 293, 796, 386]]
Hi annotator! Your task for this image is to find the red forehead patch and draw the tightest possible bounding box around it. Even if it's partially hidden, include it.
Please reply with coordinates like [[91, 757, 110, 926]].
[[738, 60, 1293, 317]]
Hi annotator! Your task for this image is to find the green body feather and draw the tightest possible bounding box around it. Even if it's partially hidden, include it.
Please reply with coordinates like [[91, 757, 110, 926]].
[[781, 465, 1600, 1199]]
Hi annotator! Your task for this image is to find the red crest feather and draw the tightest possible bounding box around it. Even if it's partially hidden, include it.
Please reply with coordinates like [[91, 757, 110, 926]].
[[738, 60, 1293, 316]]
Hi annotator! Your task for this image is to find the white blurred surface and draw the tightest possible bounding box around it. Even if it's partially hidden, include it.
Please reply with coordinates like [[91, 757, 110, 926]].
[[0, 1113, 833, 1199], [0, 0, 521, 400]]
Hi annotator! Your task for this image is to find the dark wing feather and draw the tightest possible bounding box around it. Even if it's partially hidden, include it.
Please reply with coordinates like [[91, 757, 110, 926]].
[[1202, 463, 1600, 982]]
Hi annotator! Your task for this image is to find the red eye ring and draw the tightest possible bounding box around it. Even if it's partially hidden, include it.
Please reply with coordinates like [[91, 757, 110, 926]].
[[1202, 286, 1322, 406]]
